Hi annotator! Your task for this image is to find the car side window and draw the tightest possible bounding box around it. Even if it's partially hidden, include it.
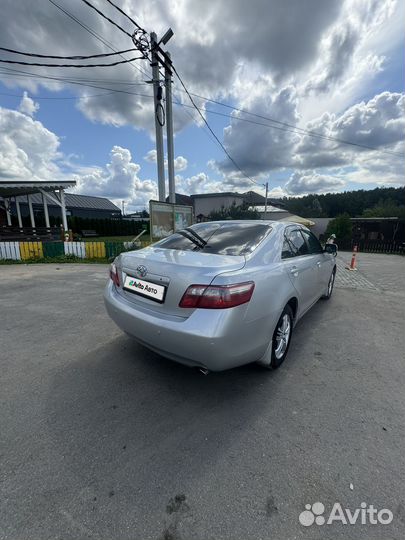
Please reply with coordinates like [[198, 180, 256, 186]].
[[281, 238, 295, 259], [301, 230, 323, 254], [284, 229, 308, 257]]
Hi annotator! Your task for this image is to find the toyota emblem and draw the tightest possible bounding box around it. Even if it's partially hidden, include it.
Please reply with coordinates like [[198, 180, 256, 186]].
[[136, 265, 148, 278]]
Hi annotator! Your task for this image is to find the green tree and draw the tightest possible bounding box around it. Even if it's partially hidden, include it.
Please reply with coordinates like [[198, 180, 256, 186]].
[[362, 199, 405, 218], [280, 186, 405, 218], [325, 213, 352, 243], [208, 202, 260, 221]]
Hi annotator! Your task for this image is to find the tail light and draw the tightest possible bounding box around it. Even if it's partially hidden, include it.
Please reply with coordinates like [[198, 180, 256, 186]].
[[110, 263, 120, 287], [179, 281, 255, 309]]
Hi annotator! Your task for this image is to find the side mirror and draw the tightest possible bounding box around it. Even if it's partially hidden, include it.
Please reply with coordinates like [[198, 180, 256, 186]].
[[325, 243, 337, 256]]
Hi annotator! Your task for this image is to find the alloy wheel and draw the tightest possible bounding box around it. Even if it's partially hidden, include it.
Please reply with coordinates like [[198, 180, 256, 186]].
[[274, 313, 291, 360]]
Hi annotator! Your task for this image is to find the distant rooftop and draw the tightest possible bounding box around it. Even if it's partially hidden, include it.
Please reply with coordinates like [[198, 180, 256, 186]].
[[0, 180, 76, 198], [251, 205, 287, 213], [165, 193, 193, 206], [190, 192, 244, 199], [14, 192, 121, 212]]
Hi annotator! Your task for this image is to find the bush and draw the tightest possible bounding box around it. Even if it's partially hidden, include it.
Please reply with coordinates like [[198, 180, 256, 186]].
[[67, 216, 149, 236], [207, 202, 260, 221], [325, 213, 352, 243]]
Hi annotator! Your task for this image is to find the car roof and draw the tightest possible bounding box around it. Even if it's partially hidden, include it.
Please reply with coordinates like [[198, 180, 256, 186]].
[[194, 220, 295, 233], [194, 219, 286, 228]]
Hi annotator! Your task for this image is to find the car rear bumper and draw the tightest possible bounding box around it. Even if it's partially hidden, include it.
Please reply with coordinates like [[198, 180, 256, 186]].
[[104, 281, 270, 371]]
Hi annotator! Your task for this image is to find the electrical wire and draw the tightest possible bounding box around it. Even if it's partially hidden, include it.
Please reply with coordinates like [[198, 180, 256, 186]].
[[172, 65, 260, 186], [80, 0, 132, 37], [47, 0, 151, 80], [0, 90, 117, 100], [172, 99, 404, 158], [19, 0, 401, 161], [0, 46, 140, 60], [0, 62, 401, 161], [104, 0, 146, 32], [0, 70, 150, 85], [173, 86, 404, 159], [0, 56, 145, 68], [172, 96, 223, 155], [0, 66, 154, 99]]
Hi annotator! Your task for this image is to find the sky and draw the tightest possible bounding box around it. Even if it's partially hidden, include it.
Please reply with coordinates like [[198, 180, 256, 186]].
[[0, 0, 404, 212]]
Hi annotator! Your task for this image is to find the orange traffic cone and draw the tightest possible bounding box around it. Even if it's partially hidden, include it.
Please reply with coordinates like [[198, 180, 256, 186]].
[[346, 245, 358, 271]]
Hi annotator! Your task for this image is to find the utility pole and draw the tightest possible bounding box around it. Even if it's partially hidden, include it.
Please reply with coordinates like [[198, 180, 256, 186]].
[[165, 51, 176, 204], [264, 181, 268, 220], [150, 32, 166, 202], [122, 200, 125, 216]]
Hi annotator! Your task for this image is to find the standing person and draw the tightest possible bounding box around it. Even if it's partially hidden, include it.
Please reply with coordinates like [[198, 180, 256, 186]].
[[326, 233, 336, 244]]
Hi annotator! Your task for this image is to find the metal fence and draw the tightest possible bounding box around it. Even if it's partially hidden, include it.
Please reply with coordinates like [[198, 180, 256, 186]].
[[0, 240, 134, 261], [349, 241, 405, 254]]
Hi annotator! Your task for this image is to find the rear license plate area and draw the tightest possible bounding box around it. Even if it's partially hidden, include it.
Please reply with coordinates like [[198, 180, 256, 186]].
[[124, 275, 166, 303]]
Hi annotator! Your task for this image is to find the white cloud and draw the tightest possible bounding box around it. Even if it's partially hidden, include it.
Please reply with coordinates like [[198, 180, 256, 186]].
[[0, 0, 355, 134], [18, 92, 39, 117], [143, 149, 188, 171], [303, 0, 394, 96], [0, 0, 403, 199], [216, 85, 300, 177], [285, 171, 346, 195], [74, 145, 156, 210], [0, 105, 61, 181], [294, 91, 405, 170], [173, 155, 188, 172], [268, 186, 288, 198], [144, 149, 157, 163]]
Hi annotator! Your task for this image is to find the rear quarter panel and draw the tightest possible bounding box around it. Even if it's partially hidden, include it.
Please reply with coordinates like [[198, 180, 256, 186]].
[[210, 227, 296, 355]]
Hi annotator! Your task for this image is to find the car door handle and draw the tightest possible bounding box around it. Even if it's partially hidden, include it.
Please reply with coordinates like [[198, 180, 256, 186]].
[[290, 266, 299, 276]]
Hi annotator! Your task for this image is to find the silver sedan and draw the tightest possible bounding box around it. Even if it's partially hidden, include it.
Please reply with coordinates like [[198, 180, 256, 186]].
[[104, 220, 337, 372]]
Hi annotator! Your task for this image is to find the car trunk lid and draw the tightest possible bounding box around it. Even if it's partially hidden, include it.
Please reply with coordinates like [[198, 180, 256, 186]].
[[117, 246, 246, 317]]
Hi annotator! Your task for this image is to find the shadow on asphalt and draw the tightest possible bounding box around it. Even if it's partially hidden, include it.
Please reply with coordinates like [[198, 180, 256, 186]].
[[38, 296, 343, 539], [44, 334, 272, 492], [44, 296, 331, 484]]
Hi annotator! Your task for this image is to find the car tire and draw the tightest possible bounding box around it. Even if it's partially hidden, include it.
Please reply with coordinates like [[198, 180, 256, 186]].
[[257, 304, 294, 370], [321, 268, 336, 300]]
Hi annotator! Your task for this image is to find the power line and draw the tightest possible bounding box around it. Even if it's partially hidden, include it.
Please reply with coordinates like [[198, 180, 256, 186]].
[[0, 45, 140, 60], [0, 66, 154, 99], [172, 96, 225, 158], [171, 65, 260, 186], [172, 99, 404, 158], [0, 55, 145, 68], [1, 62, 401, 161], [173, 87, 404, 158], [104, 0, 146, 32], [0, 70, 150, 85], [80, 0, 132, 37], [47, 0, 151, 80], [0, 90, 118, 100]]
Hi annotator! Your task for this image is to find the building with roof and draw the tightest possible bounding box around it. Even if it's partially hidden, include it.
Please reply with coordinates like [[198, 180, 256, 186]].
[[191, 192, 245, 219], [0, 180, 122, 241], [11, 192, 121, 221], [0, 180, 76, 231], [165, 193, 193, 206]]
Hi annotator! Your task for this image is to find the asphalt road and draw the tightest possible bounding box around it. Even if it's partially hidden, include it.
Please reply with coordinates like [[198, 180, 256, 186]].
[[1, 256, 405, 540]]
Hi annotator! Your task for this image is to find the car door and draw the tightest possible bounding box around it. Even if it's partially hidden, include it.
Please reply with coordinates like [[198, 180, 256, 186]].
[[301, 229, 331, 294], [282, 227, 320, 315]]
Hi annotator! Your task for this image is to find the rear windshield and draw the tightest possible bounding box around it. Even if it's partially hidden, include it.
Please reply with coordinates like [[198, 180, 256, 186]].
[[155, 222, 272, 256]]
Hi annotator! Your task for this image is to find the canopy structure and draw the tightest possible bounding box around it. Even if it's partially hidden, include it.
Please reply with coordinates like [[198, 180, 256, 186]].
[[279, 214, 315, 227], [0, 180, 76, 231]]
